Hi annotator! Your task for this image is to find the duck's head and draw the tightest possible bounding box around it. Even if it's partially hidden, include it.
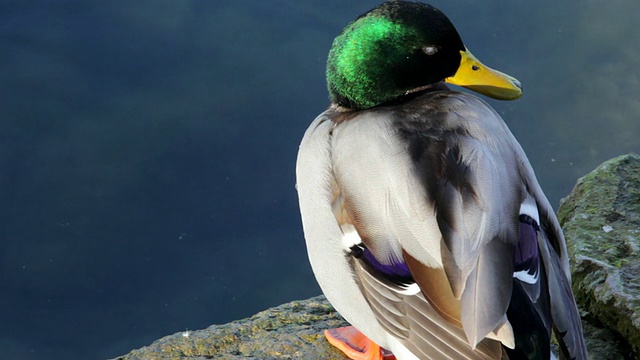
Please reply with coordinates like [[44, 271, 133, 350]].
[[327, 1, 522, 110]]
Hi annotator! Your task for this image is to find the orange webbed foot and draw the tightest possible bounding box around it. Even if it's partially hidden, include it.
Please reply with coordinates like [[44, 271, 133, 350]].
[[325, 326, 396, 360]]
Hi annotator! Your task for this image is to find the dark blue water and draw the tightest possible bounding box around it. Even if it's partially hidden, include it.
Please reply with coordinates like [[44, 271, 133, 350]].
[[2, 1, 639, 359]]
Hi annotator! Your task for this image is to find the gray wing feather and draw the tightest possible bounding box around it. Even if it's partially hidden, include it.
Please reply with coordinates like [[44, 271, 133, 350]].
[[353, 258, 504, 360], [517, 136, 588, 359], [392, 94, 524, 346], [538, 222, 588, 360]]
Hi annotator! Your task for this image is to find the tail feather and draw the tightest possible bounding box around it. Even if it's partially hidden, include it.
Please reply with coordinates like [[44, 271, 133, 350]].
[[539, 231, 588, 360]]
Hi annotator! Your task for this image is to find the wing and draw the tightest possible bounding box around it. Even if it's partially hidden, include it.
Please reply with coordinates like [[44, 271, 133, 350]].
[[328, 92, 522, 349], [365, 93, 528, 344], [518, 159, 589, 360], [351, 247, 505, 359]]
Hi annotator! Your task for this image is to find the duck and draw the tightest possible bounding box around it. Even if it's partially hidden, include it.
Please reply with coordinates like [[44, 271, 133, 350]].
[[296, 1, 588, 359]]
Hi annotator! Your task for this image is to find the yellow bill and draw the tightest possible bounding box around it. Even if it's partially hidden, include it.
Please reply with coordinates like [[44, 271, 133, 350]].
[[445, 48, 522, 100]]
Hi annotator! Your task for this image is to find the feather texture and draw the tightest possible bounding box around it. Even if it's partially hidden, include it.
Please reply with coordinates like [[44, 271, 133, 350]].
[[296, 88, 588, 359], [353, 255, 504, 359]]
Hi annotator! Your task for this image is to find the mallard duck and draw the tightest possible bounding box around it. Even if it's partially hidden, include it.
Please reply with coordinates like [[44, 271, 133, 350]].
[[296, 1, 588, 359]]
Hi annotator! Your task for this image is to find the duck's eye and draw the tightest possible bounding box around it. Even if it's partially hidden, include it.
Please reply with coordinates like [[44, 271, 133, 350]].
[[472, 65, 480, 71], [422, 46, 438, 56]]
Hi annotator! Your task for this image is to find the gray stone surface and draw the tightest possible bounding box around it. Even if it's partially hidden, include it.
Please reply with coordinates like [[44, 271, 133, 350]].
[[117, 154, 640, 359], [558, 153, 640, 358]]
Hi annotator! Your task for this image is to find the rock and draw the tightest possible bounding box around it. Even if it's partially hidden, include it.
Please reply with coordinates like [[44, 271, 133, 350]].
[[558, 153, 640, 359], [114, 295, 626, 360], [117, 154, 640, 359], [113, 296, 349, 359]]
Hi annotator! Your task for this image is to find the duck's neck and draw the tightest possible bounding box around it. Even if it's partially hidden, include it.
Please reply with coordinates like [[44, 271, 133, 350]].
[[329, 82, 451, 113]]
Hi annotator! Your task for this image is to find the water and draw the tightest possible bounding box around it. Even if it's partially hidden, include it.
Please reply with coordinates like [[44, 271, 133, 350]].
[[1, 1, 639, 358]]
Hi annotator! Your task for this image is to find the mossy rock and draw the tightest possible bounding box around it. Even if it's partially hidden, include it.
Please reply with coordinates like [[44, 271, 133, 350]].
[[113, 296, 349, 359], [558, 153, 640, 358]]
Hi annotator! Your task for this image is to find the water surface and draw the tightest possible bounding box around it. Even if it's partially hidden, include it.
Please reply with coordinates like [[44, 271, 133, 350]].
[[1, 1, 639, 358]]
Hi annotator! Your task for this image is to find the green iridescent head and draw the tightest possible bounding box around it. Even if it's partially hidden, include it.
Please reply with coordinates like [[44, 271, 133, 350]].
[[326, 1, 522, 110]]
